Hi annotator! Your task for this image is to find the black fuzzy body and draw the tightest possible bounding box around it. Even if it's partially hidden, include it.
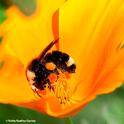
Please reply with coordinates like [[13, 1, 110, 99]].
[[28, 51, 76, 90]]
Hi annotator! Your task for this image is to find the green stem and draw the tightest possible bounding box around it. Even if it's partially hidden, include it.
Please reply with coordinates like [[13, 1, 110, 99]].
[[64, 117, 73, 124]]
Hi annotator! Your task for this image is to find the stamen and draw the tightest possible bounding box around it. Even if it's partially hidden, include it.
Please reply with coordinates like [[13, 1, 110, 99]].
[[33, 71, 78, 105], [51, 71, 73, 105]]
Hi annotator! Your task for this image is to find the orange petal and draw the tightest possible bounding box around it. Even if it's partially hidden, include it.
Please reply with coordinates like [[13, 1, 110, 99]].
[[19, 92, 95, 117]]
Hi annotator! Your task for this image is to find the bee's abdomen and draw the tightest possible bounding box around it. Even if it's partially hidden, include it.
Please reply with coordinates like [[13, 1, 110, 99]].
[[44, 51, 76, 73]]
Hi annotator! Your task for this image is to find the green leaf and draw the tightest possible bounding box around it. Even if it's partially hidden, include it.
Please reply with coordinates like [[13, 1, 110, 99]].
[[0, 4, 7, 24], [11, 0, 36, 16], [0, 0, 12, 8], [72, 87, 124, 124], [64, 118, 73, 124], [0, 104, 65, 124], [0, 0, 36, 16]]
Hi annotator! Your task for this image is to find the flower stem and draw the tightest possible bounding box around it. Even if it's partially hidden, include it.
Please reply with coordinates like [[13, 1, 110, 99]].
[[64, 117, 73, 124]]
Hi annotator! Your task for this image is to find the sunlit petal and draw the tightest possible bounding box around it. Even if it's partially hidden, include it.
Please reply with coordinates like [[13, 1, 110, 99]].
[[0, 0, 65, 65], [0, 54, 35, 103], [59, 0, 124, 100]]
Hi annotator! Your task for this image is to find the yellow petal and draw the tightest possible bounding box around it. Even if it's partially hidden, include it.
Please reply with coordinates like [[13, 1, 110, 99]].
[[1, 0, 65, 65], [0, 54, 36, 103], [59, 0, 124, 100]]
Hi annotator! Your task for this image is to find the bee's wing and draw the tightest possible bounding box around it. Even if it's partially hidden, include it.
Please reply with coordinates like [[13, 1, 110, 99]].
[[39, 38, 59, 60]]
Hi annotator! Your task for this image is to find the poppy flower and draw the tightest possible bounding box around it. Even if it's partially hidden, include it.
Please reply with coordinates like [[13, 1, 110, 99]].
[[0, 0, 124, 117]]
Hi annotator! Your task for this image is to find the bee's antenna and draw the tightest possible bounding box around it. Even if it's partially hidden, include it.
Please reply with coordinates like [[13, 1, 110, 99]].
[[39, 38, 59, 60]]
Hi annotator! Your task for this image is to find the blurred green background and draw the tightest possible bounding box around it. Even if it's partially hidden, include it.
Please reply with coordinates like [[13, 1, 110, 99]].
[[0, 1, 124, 124]]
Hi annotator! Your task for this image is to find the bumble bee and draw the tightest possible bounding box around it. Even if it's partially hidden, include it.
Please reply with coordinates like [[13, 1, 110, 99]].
[[26, 39, 76, 96]]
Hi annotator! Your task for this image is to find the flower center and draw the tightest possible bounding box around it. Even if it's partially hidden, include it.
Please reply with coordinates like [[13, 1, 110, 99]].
[[51, 71, 72, 104], [35, 69, 73, 105], [26, 46, 76, 105]]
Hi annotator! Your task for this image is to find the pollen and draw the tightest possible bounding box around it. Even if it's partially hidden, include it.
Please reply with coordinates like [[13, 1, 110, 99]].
[[45, 62, 56, 70], [51, 71, 72, 105], [48, 73, 57, 83], [34, 70, 74, 105]]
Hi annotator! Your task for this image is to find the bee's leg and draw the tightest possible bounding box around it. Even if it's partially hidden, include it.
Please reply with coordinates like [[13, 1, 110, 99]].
[[31, 85, 42, 97], [36, 91, 42, 97]]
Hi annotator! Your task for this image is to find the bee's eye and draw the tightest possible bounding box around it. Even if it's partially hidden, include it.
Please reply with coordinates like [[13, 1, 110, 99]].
[[45, 62, 56, 71]]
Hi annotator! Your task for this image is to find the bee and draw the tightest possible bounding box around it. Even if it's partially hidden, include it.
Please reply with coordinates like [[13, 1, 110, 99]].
[[26, 39, 76, 97]]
